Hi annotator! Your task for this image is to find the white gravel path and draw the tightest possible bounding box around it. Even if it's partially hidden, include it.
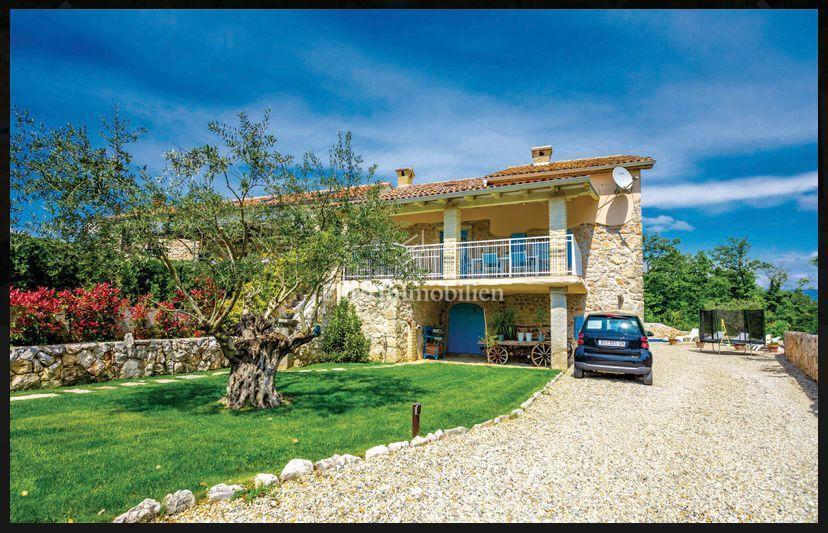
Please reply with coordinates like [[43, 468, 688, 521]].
[[165, 344, 814, 522]]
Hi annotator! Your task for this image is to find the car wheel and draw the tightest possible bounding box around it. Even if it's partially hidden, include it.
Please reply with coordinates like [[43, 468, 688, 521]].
[[641, 370, 653, 386], [573, 366, 584, 379]]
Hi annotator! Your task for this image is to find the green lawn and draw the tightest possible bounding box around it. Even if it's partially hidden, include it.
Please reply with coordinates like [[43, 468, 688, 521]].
[[10, 362, 556, 523]]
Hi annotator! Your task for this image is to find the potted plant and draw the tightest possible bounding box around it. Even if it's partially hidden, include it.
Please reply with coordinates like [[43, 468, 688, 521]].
[[525, 328, 533, 342], [533, 307, 547, 342], [481, 334, 500, 354], [491, 309, 517, 340], [668, 335, 677, 345], [500, 308, 517, 340], [517, 327, 526, 342], [489, 312, 506, 341], [767, 341, 779, 353]]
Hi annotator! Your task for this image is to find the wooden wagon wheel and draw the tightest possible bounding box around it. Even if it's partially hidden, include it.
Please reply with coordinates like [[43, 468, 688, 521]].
[[530, 342, 552, 367], [486, 345, 509, 365]]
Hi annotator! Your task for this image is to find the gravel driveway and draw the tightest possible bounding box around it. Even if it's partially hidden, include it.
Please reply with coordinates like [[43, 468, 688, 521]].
[[165, 344, 818, 522]]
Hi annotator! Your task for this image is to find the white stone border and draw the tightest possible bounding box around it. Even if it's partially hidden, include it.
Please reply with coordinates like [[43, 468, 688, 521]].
[[115, 368, 565, 522]]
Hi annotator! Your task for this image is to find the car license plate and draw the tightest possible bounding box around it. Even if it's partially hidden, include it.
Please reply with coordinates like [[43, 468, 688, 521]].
[[597, 340, 626, 347]]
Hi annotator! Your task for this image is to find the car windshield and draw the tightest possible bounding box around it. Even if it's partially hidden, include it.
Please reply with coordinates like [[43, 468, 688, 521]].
[[583, 316, 641, 335]]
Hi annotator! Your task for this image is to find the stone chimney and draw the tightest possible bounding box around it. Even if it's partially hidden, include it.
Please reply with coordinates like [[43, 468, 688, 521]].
[[396, 167, 415, 188], [531, 145, 553, 165]]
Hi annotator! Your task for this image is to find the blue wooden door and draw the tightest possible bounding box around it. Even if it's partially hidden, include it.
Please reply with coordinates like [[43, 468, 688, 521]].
[[448, 303, 485, 355]]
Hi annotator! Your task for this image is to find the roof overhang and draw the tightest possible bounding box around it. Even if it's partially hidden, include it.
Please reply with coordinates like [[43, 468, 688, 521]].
[[393, 175, 598, 215], [486, 159, 655, 183]]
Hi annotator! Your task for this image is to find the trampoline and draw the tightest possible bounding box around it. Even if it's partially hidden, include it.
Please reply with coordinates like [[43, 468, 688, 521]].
[[698, 309, 765, 353]]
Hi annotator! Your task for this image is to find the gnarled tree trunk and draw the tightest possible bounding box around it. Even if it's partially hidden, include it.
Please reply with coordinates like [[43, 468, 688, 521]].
[[218, 314, 319, 410]]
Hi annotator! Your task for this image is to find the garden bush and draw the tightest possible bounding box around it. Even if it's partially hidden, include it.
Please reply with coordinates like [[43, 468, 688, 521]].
[[10, 232, 123, 291], [59, 283, 129, 342], [9, 279, 226, 345], [10, 286, 67, 345], [318, 298, 370, 363]]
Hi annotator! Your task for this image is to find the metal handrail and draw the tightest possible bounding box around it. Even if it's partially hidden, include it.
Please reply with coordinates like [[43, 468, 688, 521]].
[[343, 234, 582, 280]]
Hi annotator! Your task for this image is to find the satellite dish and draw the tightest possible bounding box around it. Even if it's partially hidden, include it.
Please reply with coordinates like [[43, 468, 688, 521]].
[[612, 166, 634, 192]]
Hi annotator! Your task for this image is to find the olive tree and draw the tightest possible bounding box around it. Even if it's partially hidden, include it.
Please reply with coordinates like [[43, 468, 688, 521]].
[[12, 108, 418, 409]]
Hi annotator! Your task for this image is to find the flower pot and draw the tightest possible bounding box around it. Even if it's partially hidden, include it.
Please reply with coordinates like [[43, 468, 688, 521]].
[[538, 333, 545, 342], [517, 332, 525, 342], [497, 334, 504, 341], [695, 340, 703, 349], [668, 338, 677, 345], [525, 332, 532, 342]]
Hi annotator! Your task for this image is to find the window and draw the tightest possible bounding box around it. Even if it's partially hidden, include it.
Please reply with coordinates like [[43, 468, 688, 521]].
[[584, 316, 642, 334]]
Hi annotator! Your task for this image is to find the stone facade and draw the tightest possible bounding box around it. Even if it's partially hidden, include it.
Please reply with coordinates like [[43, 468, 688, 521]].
[[403, 218, 547, 246], [476, 294, 549, 330], [783, 332, 818, 381], [570, 218, 644, 316], [339, 280, 444, 363], [339, 189, 644, 365], [162, 238, 201, 260], [9, 335, 228, 391]]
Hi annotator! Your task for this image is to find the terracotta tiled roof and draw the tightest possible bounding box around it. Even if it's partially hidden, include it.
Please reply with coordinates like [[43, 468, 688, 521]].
[[241, 154, 652, 204], [241, 182, 392, 206], [379, 174, 579, 201], [487, 154, 654, 178]]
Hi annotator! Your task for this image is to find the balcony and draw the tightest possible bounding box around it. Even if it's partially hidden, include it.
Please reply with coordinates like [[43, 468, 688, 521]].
[[344, 235, 583, 281]]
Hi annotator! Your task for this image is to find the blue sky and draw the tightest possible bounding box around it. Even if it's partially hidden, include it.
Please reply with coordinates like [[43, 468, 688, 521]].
[[10, 9, 818, 287]]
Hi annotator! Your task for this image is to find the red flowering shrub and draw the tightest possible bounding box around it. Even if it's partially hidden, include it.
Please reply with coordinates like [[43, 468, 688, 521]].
[[10, 277, 223, 344], [10, 286, 66, 345], [153, 278, 221, 338], [58, 283, 129, 342], [126, 294, 157, 339]]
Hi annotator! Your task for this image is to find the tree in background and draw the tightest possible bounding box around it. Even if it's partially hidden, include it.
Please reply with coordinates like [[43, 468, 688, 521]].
[[11, 108, 417, 409], [643, 234, 816, 335], [711, 237, 764, 301]]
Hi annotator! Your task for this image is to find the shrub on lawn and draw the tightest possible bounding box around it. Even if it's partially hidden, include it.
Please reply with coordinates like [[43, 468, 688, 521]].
[[318, 298, 370, 363]]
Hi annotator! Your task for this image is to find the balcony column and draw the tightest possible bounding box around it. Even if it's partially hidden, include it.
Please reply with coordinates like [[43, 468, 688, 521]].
[[442, 207, 460, 279], [548, 196, 567, 274], [549, 288, 569, 369]]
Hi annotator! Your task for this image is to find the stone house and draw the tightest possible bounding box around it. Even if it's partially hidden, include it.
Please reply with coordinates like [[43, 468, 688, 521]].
[[338, 146, 653, 368]]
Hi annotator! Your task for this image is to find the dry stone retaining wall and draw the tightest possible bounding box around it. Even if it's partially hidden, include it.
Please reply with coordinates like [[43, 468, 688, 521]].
[[783, 332, 818, 381], [9, 335, 228, 391]]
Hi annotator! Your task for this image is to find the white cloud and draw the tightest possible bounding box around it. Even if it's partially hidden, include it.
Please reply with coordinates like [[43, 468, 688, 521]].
[[44, 14, 814, 189], [106, 34, 815, 187], [754, 249, 818, 290], [796, 193, 818, 211], [642, 215, 694, 233], [643, 171, 817, 211]]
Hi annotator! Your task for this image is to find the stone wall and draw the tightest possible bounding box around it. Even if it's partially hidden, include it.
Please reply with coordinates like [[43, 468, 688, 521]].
[[571, 218, 644, 317], [478, 294, 549, 331], [339, 280, 444, 363], [783, 332, 818, 381], [9, 335, 228, 391], [402, 218, 548, 246]]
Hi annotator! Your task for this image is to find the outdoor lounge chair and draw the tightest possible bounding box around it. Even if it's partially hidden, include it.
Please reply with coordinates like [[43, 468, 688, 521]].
[[472, 252, 502, 275], [676, 328, 699, 342]]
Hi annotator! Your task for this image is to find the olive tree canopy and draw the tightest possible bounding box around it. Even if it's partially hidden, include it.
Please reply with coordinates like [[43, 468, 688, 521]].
[[12, 108, 418, 408]]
